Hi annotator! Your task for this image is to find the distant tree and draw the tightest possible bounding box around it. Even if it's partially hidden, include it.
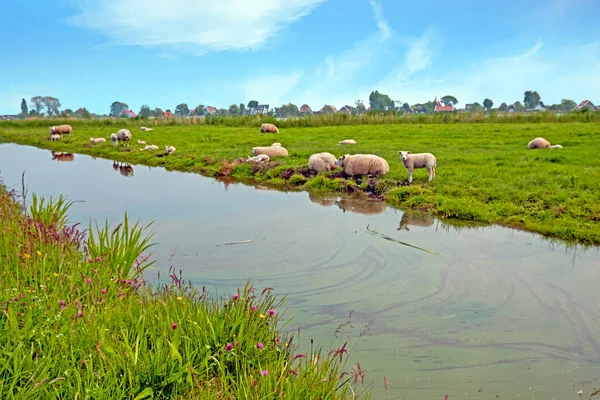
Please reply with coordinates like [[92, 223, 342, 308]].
[[413, 101, 436, 114], [228, 104, 240, 115], [216, 108, 228, 116], [174, 103, 190, 116], [20, 99, 28, 116], [368, 90, 394, 111], [560, 99, 577, 112], [239, 103, 246, 115], [29, 109, 38, 116], [42, 97, 60, 115], [440, 95, 458, 106], [138, 105, 152, 118], [30, 96, 44, 114], [247, 100, 259, 108], [402, 103, 413, 113], [513, 101, 524, 111], [278, 103, 299, 117], [321, 105, 335, 114], [63, 109, 73, 116], [194, 105, 205, 116], [523, 91, 541, 109], [153, 107, 164, 117], [110, 101, 129, 117], [483, 99, 493, 109], [470, 102, 483, 112], [353, 99, 365, 114]]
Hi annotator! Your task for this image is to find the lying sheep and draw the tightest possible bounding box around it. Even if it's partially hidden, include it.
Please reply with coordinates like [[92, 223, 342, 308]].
[[110, 133, 118, 146], [338, 139, 356, 145], [247, 154, 270, 163], [335, 154, 389, 177], [140, 145, 159, 151], [117, 129, 132, 146], [49, 124, 73, 135], [260, 123, 279, 134], [90, 137, 106, 143], [398, 151, 436, 183], [137, 140, 146, 145], [252, 145, 289, 157], [50, 134, 61, 142], [271, 142, 282, 147], [165, 145, 176, 154], [527, 137, 563, 149], [140, 127, 154, 131], [308, 152, 338, 173]]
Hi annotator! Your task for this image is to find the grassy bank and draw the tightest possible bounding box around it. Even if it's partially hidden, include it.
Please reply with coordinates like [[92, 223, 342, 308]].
[[0, 183, 371, 399], [1, 120, 600, 244]]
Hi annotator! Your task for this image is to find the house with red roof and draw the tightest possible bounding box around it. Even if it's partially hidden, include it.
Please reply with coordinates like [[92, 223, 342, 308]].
[[163, 110, 173, 118], [578, 100, 597, 111], [122, 109, 136, 118], [434, 99, 453, 112], [338, 105, 353, 114], [300, 104, 312, 114], [206, 106, 217, 115]]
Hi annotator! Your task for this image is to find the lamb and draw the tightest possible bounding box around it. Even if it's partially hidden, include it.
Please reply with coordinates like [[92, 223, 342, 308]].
[[116, 129, 132, 146], [49, 124, 73, 135], [308, 152, 338, 173], [50, 134, 61, 142], [527, 137, 563, 149], [165, 145, 176, 154], [140, 145, 159, 151], [110, 133, 118, 146], [140, 127, 154, 132], [338, 139, 357, 145], [334, 154, 389, 177], [247, 154, 270, 163], [271, 142, 282, 147], [398, 151, 437, 183], [137, 140, 146, 145], [90, 137, 106, 143], [252, 145, 289, 157], [260, 123, 279, 134]]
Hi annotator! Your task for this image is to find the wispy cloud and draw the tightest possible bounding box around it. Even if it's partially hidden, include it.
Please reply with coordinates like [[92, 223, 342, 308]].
[[367, 0, 391, 40], [67, 0, 327, 55], [239, 71, 305, 106]]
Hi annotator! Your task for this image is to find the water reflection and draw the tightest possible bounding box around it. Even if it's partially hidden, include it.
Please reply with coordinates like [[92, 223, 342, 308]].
[[397, 209, 435, 231], [112, 161, 134, 177], [50, 150, 74, 162]]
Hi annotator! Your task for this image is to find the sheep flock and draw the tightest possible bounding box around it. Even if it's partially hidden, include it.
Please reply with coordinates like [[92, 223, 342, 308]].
[[43, 121, 563, 186]]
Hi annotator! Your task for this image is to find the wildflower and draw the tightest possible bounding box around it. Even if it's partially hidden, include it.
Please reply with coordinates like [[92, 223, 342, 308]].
[[77, 312, 83, 318], [36, 251, 42, 256], [235, 342, 240, 347], [88, 258, 93, 263], [59, 300, 65, 306], [53, 273, 59, 277], [259, 313, 266, 319], [23, 253, 30, 259], [292, 354, 306, 361], [257, 342, 264, 349], [289, 369, 298, 376], [285, 343, 289, 347], [118, 292, 123, 298], [19, 293, 23, 299], [177, 296, 183, 301], [86, 278, 92, 285], [225, 343, 233, 352], [60, 305, 66, 310], [261, 370, 269, 376], [95, 256, 102, 262], [171, 323, 177, 330], [101, 289, 107, 295], [251, 305, 258, 312], [233, 293, 239, 300], [268, 308, 275, 316]]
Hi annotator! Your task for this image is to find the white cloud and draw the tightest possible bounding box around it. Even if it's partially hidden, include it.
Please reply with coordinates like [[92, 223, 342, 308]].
[[67, 0, 326, 55], [367, 0, 391, 40], [239, 71, 305, 106]]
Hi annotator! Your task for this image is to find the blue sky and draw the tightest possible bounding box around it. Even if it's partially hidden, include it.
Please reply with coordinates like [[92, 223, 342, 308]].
[[1, 0, 598, 114]]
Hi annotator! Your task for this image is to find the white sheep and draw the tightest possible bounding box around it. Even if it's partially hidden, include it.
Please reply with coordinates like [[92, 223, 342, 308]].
[[165, 145, 176, 154], [338, 139, 357, 145], [247, 154, 270, 163], [49, 134, 61, 142], [90, 137, 106, 143], [398, 151, 437, 183], [527, 137, 562, 149], [140, 145, 159, 151], [549, 144, 563, 149], [271, 142, 282, 147], [137, 140, 146, 145], [140, 126, 154, 131], [335, 154, 389, 177], [110, 133, 118, 146], [49, 124, 73, 135], [308, 152, 338, 173], [260, 123, 279, 134], [252, 146, 289, 157], [116, 129, 132, 146]]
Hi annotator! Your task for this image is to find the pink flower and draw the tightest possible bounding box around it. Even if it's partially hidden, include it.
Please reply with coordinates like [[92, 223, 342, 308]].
[[268, 308, 275, 316], [88, 258, 93, 263], [261, 370, 269, 376], [225, 343, 233, 352], [86, 278, 92, 285], [251, 305, 258, 312], [59, 300, 65, 306], [171, 323, 177, 330], [257, 342, 264, 349], [77, 312, 83, 318], [101, 288, 107, 295], [233, 293, 239, 300], [95, 256, 102, 262], [60, 305, 66, 310]]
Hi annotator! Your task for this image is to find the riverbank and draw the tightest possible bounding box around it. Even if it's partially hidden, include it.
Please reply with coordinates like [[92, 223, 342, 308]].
[[0, 183, 371, 399], [1, 120, 599, 244]]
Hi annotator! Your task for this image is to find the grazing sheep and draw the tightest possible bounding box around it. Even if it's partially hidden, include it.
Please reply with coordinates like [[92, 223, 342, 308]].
[[49, 124, 73, 135], [338, 139, 357, 145], [165, 145, 176, 154], [527, 137, 563, 149], [110, 133, 118, 146], [397, 210, 435, 231], [308, 152, 338, 173], [90, 137, 106, 143], [334, 154, 389, 177], [260, 123, 279, 134], [247, 154, 270, 163], [116, 129, 132, 146], [398, 151, 437, 183], [51, 151, 74, 162], [137, 140, 146, 145], [49, 134, 61, 142], [140, 145, 159, 151], [271, 142, 282, 147], [252, 145, 289, 157], [140, 127, 154, 131]]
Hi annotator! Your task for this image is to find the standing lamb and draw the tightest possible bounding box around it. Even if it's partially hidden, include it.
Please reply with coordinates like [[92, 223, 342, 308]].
[[49, 134, 61, 142], [110, 133, 118, 146], [398, 151, 437, 183], [49, 124, 73, 135], [116, 129, 132, 146], [334, 154, 389, 177], [260, 123, 279, 134], [252, 146, 289, 157], [308, 152, 338, 173]]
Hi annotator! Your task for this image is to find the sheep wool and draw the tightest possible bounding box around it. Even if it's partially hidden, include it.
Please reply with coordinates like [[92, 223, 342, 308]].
[[527, 137, 551, 149], [252, 146, 289, 157], [49, 124, 73, 135], [50, 134, 61, 142], [90, 137, 106, 143], [308, 152, 338, 173], [398, 151, 437, 183], [260, 123, 279, 134], [247, 154, 270, 163], [335, 154, 390, 177], [338, 139, 357, 145]]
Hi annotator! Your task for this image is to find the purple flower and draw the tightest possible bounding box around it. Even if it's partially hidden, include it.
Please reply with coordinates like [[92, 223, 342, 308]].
[[86, 278, 92, 285], [77, 312, 83, 318], [95, 256, 102, 261], [60, 305, 66, 310], [268, 308, 275, 316], [261, 370, 269, 376], [172, 323, 178, 330], [101, 288, 107, 295], [225, 343, 233, 352], [59, 300, 65, 306], [257, 342, 264, 349], [233, 293, 239, 300], [251, 305, 258, 312]]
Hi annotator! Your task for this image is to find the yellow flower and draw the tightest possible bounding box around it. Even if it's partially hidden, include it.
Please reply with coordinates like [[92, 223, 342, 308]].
[[53, 273, 59, 277], [259, 313, 266, 319], [177, 296, 183, 301], [23, 253, 31, 259], [285, 343, 289, 347], [36, 251, 42, 256]]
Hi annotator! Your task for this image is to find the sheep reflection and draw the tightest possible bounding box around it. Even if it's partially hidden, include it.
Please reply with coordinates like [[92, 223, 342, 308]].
[[50, 151, 74, 162], [397, 210, 435, 231], [112, 161, 134, 177]]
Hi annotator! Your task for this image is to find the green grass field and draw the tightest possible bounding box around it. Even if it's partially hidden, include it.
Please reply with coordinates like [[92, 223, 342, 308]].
[[1, 119, 600, 244]]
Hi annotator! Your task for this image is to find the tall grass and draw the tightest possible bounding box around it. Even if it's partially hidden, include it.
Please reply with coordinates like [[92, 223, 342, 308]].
[[2, 109, 599, 130], [0, 182, 372, 399]]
